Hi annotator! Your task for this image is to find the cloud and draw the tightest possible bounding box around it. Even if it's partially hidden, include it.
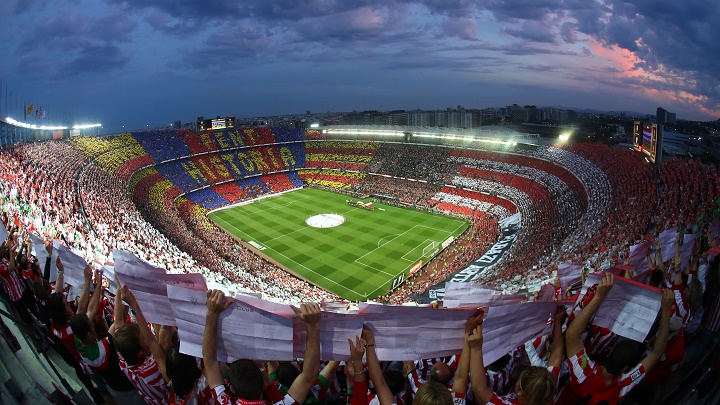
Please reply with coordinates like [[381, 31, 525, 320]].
[[502, 20, 558, 43], [0, 0, 45, 15], [293, 7, 388, 44], [143, 8, 200, 36], [107, 0, 381, 28], [58, 44, 128, 77], [9, 9, 135, 79], [517, 64, 563, 73], [475, 0, 565, 22], [441, 17, 479, 41], [181, 24, 273, 70], [560, 22, 578, 44], [415, 0, 479, 17], [91, 13, 138, 43], [571, 0, 720, 116], [16, 13, 90, 51], [4, 0, 719, 121]]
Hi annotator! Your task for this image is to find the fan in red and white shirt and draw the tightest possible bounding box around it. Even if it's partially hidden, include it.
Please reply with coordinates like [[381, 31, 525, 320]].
[[71, 268, 142, 403], [203, 290, 321, 405], [348, 327, 411, 405], [113, 286, 173, 405], [0, 241, 25, 303], [485, 347, 525, 395], [165, 344, 215, 405], [557, 274, 675, 405], [405, 356, 457, 398], [625, 316, 685, 405], [468, 304, 564, 405], [49, 262, 95, 364]]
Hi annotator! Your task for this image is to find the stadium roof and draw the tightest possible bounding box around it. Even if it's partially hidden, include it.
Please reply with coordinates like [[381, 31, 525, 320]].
[[319, 125, 541, 144]]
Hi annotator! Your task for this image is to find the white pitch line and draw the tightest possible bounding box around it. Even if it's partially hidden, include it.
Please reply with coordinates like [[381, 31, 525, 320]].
[[214, 213, 366, 296], [211, 215, 254, 241], [212, 191, 469, 299], [270, 249, 367, 296], [354, 261, 396, 277], [354, 224, 431, 264]]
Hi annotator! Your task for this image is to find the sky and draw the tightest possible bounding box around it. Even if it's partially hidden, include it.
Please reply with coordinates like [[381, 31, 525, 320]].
[[0, 0, 719, 133]]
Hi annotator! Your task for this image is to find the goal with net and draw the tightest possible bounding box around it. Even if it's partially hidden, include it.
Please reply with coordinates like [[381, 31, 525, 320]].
[[422, 241, 440, 258]]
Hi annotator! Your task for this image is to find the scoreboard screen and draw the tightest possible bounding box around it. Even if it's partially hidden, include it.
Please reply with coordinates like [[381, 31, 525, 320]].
[[211, 119, 227, 130], [633, 121, 663, 164], [197, 116, 236, 132]]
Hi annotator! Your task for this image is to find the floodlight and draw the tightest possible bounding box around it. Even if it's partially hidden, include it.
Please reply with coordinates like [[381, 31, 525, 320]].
[[72, 123, 102, 129]]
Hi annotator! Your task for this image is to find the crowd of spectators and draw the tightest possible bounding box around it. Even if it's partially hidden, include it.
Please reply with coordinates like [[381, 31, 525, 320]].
[[305, 140, 377, 171], [457, 145, 611, 290], [6, 210, 717, 405], [380, 215, 501, 305], [363, 143, 456, 184], [7, 132, 714, 304], [68, 135, 627, 299], [298, 169, 367, 190], [0, 140, 334, 303], [354, 176, 442, 207], [7, 130, 720, 307], [428, 187, 514, 221], [3, 129, 720, 405]]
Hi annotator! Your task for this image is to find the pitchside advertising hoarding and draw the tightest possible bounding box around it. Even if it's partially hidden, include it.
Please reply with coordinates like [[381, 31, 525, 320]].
[[415, 213, 521, 303]]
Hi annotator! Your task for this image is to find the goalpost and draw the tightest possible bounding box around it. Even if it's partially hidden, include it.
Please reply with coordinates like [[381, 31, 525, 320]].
[[422, 241, 440, 258]]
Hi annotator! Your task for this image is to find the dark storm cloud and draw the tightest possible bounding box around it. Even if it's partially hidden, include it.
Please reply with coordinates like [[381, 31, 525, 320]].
[[58, 45, 128, 77], [476, 0, 565, 22], [105, 0, 243, 22], [17, 13, 90, 51], [11, 10, 135, 78], [560, 22, 578, 44], [106, 0, 382, 34], [412, 0, 478, 17], [292, 8, 389, 44], [501, 20, 558, 43], [181, 24, 273, 70], [14, 11, 136, 53], [91, 14, 137, 43], [0, 0, 45, 15]]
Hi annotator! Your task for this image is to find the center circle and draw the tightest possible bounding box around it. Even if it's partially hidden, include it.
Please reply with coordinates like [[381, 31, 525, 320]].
[[306, 213, 345, 228]]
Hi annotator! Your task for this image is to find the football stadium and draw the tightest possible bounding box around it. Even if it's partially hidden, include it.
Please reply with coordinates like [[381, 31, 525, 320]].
[[0, 120, 719, 404], [208, 187, 469, 301]]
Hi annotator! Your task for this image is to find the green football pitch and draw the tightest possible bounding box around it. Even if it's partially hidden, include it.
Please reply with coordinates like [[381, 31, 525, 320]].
[[207, 188, 469, 301]]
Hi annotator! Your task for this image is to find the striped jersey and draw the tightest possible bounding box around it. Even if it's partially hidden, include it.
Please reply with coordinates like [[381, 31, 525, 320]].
[[558, 348, 645, 405], [118, 352, 173, 405], [0, 258, 24, 301]]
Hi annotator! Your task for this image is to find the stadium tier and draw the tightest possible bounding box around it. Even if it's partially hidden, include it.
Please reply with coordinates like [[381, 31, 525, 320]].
[[1, 125, 720, 404], [8, 127, 715, 302]]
